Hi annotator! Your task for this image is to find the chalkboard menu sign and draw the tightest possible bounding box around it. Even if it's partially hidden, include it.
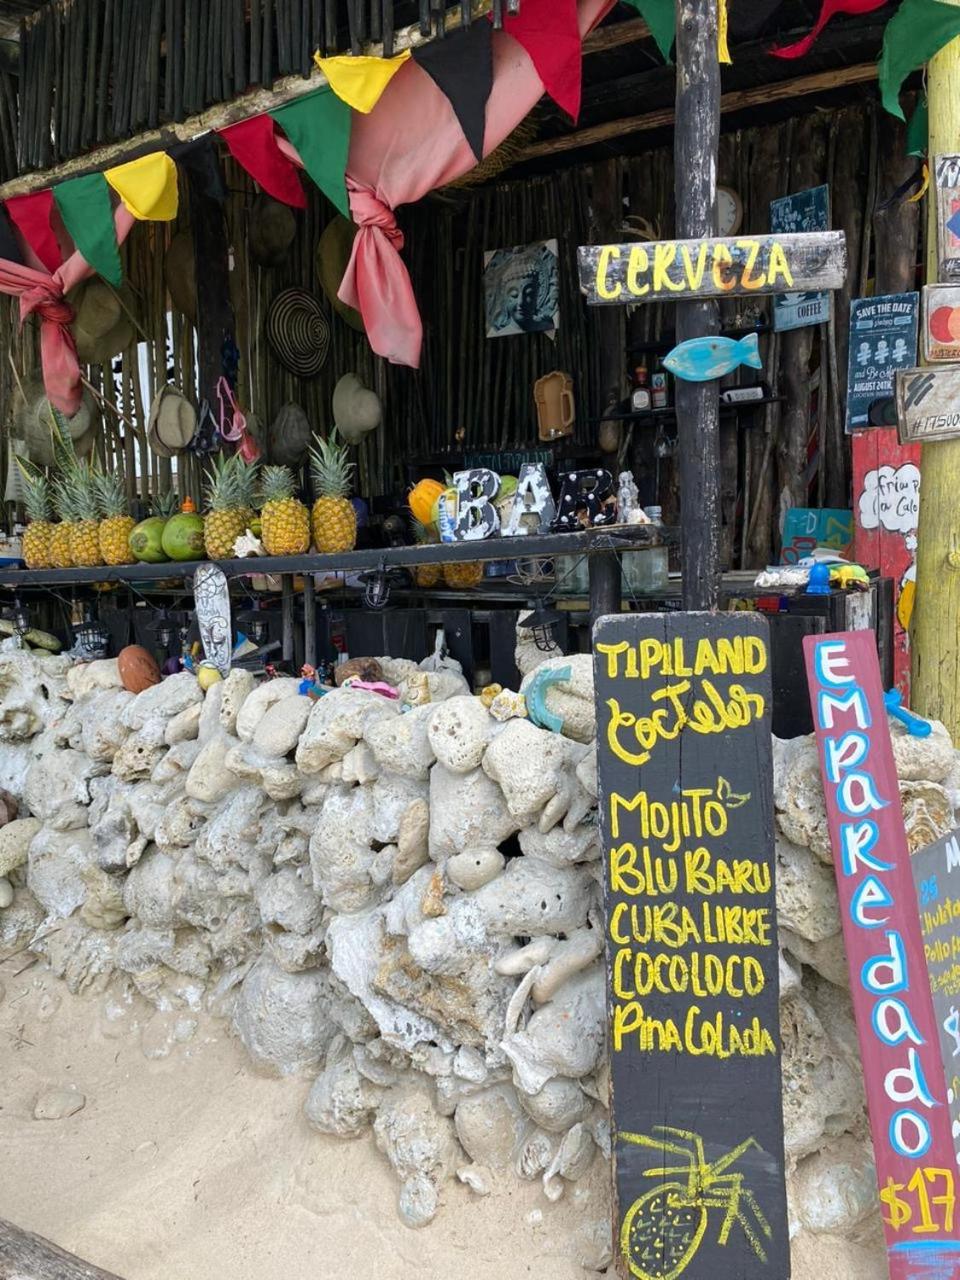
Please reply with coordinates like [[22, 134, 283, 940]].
[[593, 612, 789, 1280], [805, 631, 959, 1280], [911, 826, 960, 1166], [845, 293, 919, 432]]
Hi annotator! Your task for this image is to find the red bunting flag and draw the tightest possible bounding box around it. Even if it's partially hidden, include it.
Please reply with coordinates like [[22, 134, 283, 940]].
[[495, 0, 584, 121], [218, 115, 306, 209], [4, 189, 62, 273], [771, 0, 887, 59]]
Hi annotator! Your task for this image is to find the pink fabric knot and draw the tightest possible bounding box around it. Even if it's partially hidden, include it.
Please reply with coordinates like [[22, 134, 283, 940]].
[[348, 187, 404, 251], [20, 280, 73, 328]]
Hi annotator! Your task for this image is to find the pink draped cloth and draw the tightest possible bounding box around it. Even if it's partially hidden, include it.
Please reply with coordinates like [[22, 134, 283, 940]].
[[0, 205, 135, 413], [341, 0, 616, 366]]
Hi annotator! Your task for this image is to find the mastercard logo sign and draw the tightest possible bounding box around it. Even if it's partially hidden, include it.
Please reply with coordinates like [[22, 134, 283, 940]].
[[929, 306, 960, 344]]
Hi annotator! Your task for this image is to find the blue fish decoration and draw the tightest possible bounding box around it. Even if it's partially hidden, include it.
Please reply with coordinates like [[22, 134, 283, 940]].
[[663, 332, 763, 383]]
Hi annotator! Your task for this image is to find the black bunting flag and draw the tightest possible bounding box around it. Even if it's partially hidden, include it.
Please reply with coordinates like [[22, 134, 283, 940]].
[[0, 204, 25, 266], [412, 19, 493, 163], [169, 135, 228, 203]]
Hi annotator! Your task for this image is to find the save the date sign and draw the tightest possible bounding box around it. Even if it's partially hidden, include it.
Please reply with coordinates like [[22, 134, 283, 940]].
[[804, 631, 959, 1277]]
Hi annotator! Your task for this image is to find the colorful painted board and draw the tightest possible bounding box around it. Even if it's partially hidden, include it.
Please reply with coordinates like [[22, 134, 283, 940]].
[[577, 232, 847, 306], [846, 293, 919, 432], [921, 283, 960, 363], [193, 562, 232, 676], [804, 631, 959, 1279], [770, 185, 832, 331], [853, 432, 919, 696], [934, 155, 960, 280], [593, 612, 789, 1280], [781, 507, 853, 563], [910, 825, 960, 1167]]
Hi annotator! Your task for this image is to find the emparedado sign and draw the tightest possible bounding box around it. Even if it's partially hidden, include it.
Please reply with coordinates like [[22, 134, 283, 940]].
[[804, 631, 960, 1276]]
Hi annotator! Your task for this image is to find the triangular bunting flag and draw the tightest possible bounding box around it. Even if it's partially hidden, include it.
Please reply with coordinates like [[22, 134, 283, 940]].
[[169, 136, 228, 202], [53, 173, 122, 287], [271, 89, 352, 218], [718, 0, 732, 63], [219, 115, 307, 208], [497, 0, 583, 120], [0, 205, 24, 265], [622, 0, 674, 63], [314, 49, 411, 114], [412, 21, 493, 162], [906, 97, 928, 157], [5, 190, 62, 272], [105, 152, 179, 220], [879, 0, 960, 119], [772, 0, 887, 60]]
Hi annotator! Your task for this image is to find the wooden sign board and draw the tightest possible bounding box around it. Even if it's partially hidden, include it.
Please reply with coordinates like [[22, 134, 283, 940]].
[[577, 231, 846, 307], [846, 293, 919, 431], [804, 631, 958, 1280], [770, 185, 831, 332], [934, 155, 960, 280], [895, 365, 960, 444], [921, 283, 960, 363], [910, 825, 960, 1168], [593, 612, 789, 1280]]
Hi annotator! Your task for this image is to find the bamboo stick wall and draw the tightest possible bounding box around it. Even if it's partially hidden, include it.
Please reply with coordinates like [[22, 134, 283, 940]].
[[0, 97, 921, 567]]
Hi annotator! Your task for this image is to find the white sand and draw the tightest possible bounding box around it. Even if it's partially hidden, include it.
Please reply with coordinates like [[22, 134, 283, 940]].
[[0, 958, 888, 1280], [0, 960, 610, 1279]]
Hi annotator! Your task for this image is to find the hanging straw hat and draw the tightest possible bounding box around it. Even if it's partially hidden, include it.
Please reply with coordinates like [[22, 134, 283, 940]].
[[316, 216, 365, 333], [268, 403, 311, 468], [332, 372, 381, 445], [266, 289, 330, 378], [249, 195, 297, 267], [164, 228, 197, 325], [67, 279, 139, 365], [147, 385, 197, 458], [12, 372, 98, 466]]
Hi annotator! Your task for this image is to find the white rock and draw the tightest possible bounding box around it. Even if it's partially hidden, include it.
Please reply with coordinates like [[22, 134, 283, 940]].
[[122, 672, 202, 730], [516, 1076, 592, 1133], [494, 938, 557, 977], [890, 714, 954, 782], [185, 733, 243, 803], [304, 1043, 383, 1138], [0, 651, 69, 739], [0, 816, 41, 877], [428, 764, 518, 862], [371, 772, 428, 845], [790, 1136, 878, 1235], [0, 877, 12, 909], [123, 846, 177, 928], [27, 825, 94, 918], [394, 798, 430, 885], [296, 687, 399, 774], [776, 837, 841, 943], [66, 658, 122, 699], [219, 669, 255, 734], [447, 848, 505, 891], [33, 1086, 86, 1120], [501, 965, 606, 1093], [467, 856, 595, 937], [23, 746, 95, 830], [365, 704, 436, 779], [310, 785, 379, 913], [428, 696, 493, 773], [373, 1084, 460, 1227], [164, 702, 202, 745], [341, 741, 379, 785], [482, 719, 578, 822], [256, 867, 323, 935], [455, 1083, 530, 1168], [518, 823, 600, 866], [235, 677, 302, 741], [232, 955, 338, 1075], [542, 1122, 595, 1200], [253, 694, 312, 757], [519, 654, 595, 743], [531, 927, 603, 1003], [80, 689, 134, 761]]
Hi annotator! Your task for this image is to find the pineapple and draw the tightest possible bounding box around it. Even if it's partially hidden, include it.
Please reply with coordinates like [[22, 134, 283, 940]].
[[411, 519, 442, 588], [260, 465, 310, 556], [309, 430, 357, 554], [152, 489, 179, 520], [204, 453, 259, 560], [50, 473, 77, 568], [94, 470, 135, 565], [16, 458, 55, 569], [66, 462, 104, 567]]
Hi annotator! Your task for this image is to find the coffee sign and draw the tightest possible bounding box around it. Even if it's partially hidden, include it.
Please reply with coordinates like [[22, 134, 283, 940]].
[[593, 612, 789, 1280], [805, 631, 958, 1280], [578, 231, 846, 307]]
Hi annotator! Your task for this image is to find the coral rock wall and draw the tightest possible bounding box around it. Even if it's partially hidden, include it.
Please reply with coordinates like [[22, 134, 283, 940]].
[[0, 640, 954, 1271]]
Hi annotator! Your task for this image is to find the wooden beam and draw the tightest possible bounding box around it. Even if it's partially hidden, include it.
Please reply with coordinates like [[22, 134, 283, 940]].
[[0, 1217, 126, 1280], [519, 62, 880, 161], [0, 0, 491, 198], [582, 15, 650, 55]]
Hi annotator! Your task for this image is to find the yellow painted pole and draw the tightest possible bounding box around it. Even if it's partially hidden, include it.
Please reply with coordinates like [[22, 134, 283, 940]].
[[911, 10, 960, 731]]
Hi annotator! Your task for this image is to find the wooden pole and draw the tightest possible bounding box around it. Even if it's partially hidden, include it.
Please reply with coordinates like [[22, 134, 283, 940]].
[[912, 13, 960, 730], [674, 0, 721, 610], [0, 1217, 126, 1280]]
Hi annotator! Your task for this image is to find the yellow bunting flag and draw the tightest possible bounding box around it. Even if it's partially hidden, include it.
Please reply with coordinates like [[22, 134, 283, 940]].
[[313, 49, 411, 113], [718, 0, 732, 64], [907, 162, 930, 203], [105, 152, 179, 221]]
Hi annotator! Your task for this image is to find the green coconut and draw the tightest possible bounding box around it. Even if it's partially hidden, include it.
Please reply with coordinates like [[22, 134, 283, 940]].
[[129, 516, 171, 564], [161, 512, 206, 562]]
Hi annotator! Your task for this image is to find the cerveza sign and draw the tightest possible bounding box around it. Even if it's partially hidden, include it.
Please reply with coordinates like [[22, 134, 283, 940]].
[[578, 231, 847, 306], [804, 631, 959, 1280], [593, 612, 789, 1280]]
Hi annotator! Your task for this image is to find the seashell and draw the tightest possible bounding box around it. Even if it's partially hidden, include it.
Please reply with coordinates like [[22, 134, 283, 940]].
[[117, 645, 161, 694], [901, 779, 952, 852]]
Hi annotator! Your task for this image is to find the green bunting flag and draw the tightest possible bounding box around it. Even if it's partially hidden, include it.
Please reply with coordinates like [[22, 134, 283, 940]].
[[271, 89, 352, 218], [906, 96, 929, 157], [622, 0, 675, 62], [879, 0, 960, 120], [52, 172, 122, 286]]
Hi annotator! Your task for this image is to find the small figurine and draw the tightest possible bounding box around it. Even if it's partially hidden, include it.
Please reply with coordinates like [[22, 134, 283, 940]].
[[489, 689, 528, 722], [299, 664, 329, 700], [402, 672, 432, 707]]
